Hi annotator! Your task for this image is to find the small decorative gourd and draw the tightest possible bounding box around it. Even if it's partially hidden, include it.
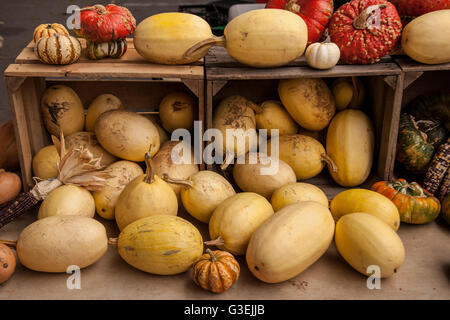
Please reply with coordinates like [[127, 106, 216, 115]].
[[371, 179, 441, 224], [87, 39, 128, 60], [192, 249, 240, 293], [305, 42, 340, 70], [33, 23, 69, 42], [34, 34, 81, 65]]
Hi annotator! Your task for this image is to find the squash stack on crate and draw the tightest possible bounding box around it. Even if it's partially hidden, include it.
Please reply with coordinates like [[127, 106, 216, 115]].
[[205, 46, 404, 199], [5, 38, 205, 191]]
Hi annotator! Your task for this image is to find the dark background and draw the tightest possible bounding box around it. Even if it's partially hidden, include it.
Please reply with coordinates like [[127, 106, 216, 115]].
[[0, 0, 219, 123]]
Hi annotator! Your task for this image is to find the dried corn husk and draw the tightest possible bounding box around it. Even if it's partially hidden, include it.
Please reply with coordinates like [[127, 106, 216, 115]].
[[0, 130, 113, 229]]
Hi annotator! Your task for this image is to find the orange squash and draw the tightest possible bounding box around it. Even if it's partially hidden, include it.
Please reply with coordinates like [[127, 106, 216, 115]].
[[371, 179, 440, 224], [192, 249, 240, 293]]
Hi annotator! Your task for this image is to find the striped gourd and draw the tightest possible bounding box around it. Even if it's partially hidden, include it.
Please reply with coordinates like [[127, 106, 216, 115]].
[[423, 139, 450, 195], [34, 34, 81, 65], [87, 39, 128, 60], [33, 23, 69, 42]]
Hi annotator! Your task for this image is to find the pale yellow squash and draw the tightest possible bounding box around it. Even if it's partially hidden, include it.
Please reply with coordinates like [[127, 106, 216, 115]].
[[38, 185, 95, 219], [32, 145, 60, 180], [144, 114, 169, 145], [402, 10, 450, 65], [246, 202, 335, 283], [114, 152, 178, 230], [254, 100, 298, 137], [95, 110, 160, 162], [85, 94, 123, 132], [164, 170, 236, 223], [152, 140, 199, 202], [330, 189, 400, 231], [271, 182, 329, 211], [222, 9, 307, 67], [40, 85, 85, 137], [159, 92, 197, 132], [117, 215, 203, 275], [17, 216, 108, 272], [335, 213, 405, 278], [268, 134, 335, 180], [278, 78, 335, 131], [326, 109, 374, 187], [208, 192, 274, 255], [212, 96, 258, 167], [93, 161, 144, 220], [233, 152, 296, 199], [134, 12, 214, 65]]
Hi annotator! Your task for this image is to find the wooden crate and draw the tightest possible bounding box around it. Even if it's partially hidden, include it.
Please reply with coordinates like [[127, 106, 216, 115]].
[[391, 57, 450, 179], [205, 47, 404, 198], [4, 39, 205, 191]]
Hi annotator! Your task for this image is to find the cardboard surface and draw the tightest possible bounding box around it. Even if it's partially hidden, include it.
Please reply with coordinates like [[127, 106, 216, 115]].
[[0, 206, 449, 300]]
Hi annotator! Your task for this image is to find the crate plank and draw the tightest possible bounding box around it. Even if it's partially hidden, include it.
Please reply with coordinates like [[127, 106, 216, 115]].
[[5, 63, 204, 80], [206, 63, 400, 80], [395, 57, 450, 72], [19, 39, 203, 66], [205, 46, 394, 68]]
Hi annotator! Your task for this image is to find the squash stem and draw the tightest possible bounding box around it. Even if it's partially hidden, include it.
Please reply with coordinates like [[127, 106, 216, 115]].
[[248, 101, 264, 114], [353, 4, 387, 30], [161, 174, 193, 189], [321, 153, 338, 173], [204, 236, 225, 247], [285, 0, 301, 13], [206, 248, 218, 262], [220, 153, 234, 171], [144, 147, 155, 184], [0, 239, 17, 249], [108, 237, 118, 247], [184, 36, 226, 60]]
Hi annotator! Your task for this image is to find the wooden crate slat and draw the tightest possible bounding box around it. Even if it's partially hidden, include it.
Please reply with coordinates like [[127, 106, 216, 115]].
[[205, 46, 393, 68], [5, 63, 204, 80], [19, 38, 203, 65], [206, 63, 400, 80], [395, 57, 450, 72]]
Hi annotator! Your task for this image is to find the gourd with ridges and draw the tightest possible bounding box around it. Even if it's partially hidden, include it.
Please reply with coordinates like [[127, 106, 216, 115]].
[[396, 113, 435, 174], [265, 0, 334, 44], [34, 34, 81, 65], [371, 179, 441, 224], [87, 39, 128, 60], [328, 0, 402, 64], [33, 23, 69, 42]]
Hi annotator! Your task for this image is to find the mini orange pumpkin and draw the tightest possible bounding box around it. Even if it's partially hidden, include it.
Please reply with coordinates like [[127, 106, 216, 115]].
[[192, 249, 240, 293], [371, 178, 440, 224]]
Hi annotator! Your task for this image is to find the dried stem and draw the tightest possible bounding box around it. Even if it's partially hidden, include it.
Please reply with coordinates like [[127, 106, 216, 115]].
[[204, 236, 225, 247], [321, 153, 338, 173], [161, 174, 193, 189], [108, 237, 118, 247], [184, 36, 226, 59], [0, 240, 17, 249], [353, 4, 387, 30], [285, 0, 301, 13], [144, 148, 155, 184], [206, 248, 218, 262]]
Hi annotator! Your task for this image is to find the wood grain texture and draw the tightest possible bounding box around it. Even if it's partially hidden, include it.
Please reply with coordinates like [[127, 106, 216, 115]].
[[395, 57, 450, 72]]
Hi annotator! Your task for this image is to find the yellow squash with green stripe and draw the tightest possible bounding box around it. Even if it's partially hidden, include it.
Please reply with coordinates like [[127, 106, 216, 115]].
[[117, 215, 203, 275]]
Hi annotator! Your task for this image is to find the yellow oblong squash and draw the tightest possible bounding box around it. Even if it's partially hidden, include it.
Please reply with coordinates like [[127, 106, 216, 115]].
[[401, 10, 450, 65], [223, 9, 307, 68], [246, 202, 335, 283], [117, 215, 203, 275], [271, 182, 329, 211], [17, 216, 108, 273], [330, 189, 400, 231], [134, 13, 214, 65], [326, 109, 375, 187], [335, 213, 405, 278], [208, 192, 274, 255]]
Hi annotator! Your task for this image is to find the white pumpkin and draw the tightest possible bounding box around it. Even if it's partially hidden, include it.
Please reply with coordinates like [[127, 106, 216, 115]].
[[305, 42, 340, 70]]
